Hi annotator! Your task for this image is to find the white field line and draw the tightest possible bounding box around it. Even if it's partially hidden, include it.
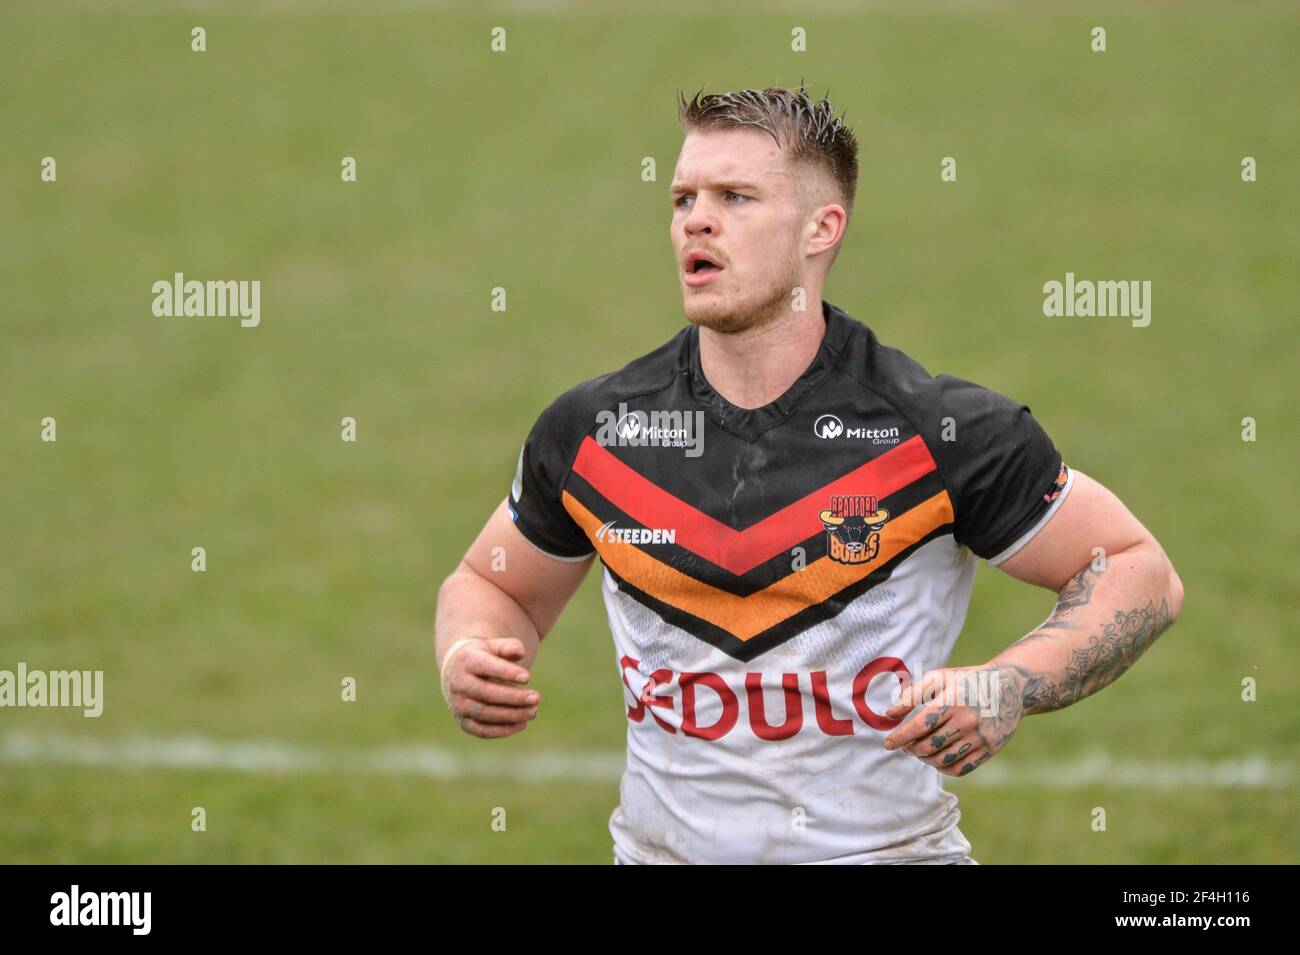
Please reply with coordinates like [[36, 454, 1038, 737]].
[[0, 731, 623, 783], [0, 731, 1293, 789]]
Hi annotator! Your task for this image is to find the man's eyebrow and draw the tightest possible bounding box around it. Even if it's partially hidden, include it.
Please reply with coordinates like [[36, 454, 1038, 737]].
[[669, 180, 763, 195]]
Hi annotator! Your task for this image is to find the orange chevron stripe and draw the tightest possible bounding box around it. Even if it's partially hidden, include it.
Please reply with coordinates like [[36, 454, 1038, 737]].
[[562, 489, 954, 641]]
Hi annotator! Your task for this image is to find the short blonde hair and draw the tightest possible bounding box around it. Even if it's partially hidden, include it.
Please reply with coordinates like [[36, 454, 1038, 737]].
[[676, 83, 859, 221]]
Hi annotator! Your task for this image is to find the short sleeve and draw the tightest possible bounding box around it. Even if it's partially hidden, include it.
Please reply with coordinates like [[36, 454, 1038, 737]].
[[928, 376, 1069, 562], [506, 395, 596, 561]]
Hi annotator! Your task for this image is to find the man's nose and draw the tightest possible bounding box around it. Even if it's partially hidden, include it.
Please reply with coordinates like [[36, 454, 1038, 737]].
[[683, 196, 718, 235]]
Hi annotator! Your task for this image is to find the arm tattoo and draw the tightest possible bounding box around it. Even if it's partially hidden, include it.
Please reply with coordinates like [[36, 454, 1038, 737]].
[[1012, 565, 1100, 647], [973, 664, 1027, 750], [1052, 565, 1098, 618], [1015, 598, 1174, 714]]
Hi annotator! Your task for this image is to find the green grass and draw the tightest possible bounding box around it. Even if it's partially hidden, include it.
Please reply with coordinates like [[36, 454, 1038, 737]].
[[1, 767, 1291, 864], [1, 3, 1296, 863]]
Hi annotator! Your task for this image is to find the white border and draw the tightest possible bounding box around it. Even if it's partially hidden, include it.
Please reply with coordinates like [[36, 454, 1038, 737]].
[[519, 531, 595, 564], [987, 465, 1075, 566]]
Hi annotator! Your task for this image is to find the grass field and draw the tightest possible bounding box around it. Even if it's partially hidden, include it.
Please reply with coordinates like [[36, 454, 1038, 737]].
[[1, 2, 1297, 863]]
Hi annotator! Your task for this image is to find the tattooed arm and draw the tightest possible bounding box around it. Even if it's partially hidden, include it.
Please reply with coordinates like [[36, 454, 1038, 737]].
[[990, 565, 1174, 714], [882, 469, 1182, 775], [991, 470, 1183, 714]]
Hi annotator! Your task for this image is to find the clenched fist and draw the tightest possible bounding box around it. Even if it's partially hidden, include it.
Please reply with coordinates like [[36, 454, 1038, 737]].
[[881, 663, 1025, 777], [440, 637, 540, 738]]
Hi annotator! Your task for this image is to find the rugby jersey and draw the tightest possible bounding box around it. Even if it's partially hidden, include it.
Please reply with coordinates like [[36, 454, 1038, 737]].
[[507, 300, 1072, 864]]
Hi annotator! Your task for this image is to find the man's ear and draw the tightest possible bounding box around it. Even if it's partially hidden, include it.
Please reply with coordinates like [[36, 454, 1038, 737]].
[[806, 202, 848, 259]]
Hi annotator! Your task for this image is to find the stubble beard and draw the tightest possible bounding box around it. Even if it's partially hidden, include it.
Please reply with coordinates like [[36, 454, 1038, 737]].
[[682, 250, 804, 336]]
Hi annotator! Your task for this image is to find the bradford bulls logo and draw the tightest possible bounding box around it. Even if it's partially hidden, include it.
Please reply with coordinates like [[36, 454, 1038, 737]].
[[819, 494, 889, 565]]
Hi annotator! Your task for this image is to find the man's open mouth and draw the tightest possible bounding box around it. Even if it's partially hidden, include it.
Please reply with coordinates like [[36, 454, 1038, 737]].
[[684, 251, 725, 281]]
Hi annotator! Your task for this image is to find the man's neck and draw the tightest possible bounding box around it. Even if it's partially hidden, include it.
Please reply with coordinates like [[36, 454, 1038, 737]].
[[697, 302, 828, 410]]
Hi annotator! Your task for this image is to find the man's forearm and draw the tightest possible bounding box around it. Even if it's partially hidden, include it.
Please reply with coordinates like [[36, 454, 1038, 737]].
[[989, 542, 1182, 715], [435, 565, 542, 670]]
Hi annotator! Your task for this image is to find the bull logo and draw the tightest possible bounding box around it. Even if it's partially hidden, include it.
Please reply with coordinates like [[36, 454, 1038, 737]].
[[820, 494, 889, 565]]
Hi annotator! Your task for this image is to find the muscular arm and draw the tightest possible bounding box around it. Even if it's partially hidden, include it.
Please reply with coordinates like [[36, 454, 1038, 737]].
[[434, 498, 594, 737], [883, 468, 1184, 774], [990, 469, 1184, 716]]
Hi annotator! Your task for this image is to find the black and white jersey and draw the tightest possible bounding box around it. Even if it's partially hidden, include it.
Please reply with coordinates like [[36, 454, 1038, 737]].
[[507, 300, 1071, 864]]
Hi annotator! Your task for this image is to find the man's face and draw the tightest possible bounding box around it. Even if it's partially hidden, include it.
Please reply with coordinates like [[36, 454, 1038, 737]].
[[669, 128, 810, 334]]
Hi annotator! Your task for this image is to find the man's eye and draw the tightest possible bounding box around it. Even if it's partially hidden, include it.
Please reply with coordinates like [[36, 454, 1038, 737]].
[[673, 192, 746, 208]]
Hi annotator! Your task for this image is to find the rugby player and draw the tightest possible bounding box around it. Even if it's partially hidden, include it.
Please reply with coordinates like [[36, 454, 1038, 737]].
[[434, 86, 1184, 864]]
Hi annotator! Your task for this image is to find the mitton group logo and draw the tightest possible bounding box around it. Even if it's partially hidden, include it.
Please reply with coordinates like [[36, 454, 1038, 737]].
[[814, 414, 844, 438], [813, 414, 901, 445], [819, 494, 889, 565], [594, 403, 705, 457]]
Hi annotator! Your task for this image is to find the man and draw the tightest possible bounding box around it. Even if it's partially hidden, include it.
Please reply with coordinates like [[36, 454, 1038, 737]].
[[434, 86, 1183, 864]]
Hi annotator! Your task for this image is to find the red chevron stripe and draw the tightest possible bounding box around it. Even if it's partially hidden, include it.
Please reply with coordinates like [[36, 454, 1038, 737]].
[[570, 433, 940, 575]]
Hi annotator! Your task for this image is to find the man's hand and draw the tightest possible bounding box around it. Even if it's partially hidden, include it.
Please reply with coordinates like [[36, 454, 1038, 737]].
[[881, 469, 1182, 776], [440, 636, 540, 739], [881, 664, 1025, 777], [434, 499, 594, 739]]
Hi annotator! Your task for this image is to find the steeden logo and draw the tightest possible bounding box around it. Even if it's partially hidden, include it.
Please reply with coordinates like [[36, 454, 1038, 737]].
[[596, 520, 677, 545]]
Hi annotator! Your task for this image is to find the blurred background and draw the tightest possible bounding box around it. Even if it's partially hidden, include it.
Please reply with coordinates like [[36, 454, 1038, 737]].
[[1, 1, 1296, 863]]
